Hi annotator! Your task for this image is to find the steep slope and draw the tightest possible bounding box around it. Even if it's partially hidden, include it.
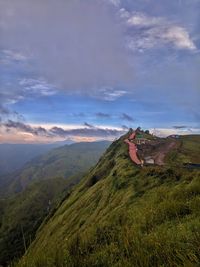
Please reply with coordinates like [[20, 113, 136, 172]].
[[0, 141, 110, 196], [16, 133, 200, 267], [0, 178, 70, 266]]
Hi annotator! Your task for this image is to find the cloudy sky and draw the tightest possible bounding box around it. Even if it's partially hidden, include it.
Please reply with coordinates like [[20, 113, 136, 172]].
[[0, 0, 199, 143]]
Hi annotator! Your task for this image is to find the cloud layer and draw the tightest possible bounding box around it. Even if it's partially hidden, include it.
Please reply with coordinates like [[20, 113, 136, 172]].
[[0, 0, 199, 143], [123, 11, 196, 51], [0, 120, 125, 142], [0, 0, 133, 92]]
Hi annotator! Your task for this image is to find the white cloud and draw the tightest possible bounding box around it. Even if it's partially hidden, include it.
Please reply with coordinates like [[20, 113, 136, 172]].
[[124, 12, 196, 51], [161, 26, 196, 50], [150, 127, 200, 137], [108, 0, 121, 7], [0, 49, 28, 65], [19, 78, 56, 96], [96, 87, 127, 101], [118, 8, 130, 19], [2, 49, 28, 61], [127, 12, 162, 27]]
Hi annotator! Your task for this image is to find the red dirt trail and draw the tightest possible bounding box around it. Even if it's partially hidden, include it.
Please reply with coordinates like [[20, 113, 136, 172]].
[[124, 133, 141, 165]]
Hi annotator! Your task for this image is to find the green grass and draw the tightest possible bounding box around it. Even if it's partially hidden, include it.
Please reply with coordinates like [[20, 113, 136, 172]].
[[166, 135, 200, 165], [14, 133, 200, 267]]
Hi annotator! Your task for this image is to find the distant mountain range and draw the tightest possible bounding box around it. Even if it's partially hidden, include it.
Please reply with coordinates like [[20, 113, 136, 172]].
[[0, 141, 111, 197], [0, 139, 74, 175]]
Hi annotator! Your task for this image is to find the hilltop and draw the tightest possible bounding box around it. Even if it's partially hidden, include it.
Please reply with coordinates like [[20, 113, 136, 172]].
[[15, 131, 200, 267], [124, 128, 200, 166]]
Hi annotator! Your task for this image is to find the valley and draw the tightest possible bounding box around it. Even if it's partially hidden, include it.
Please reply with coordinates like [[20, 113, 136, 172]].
[[0, 141, 110, 266]]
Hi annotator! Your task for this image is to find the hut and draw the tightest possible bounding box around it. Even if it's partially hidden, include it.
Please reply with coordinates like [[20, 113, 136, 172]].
[[169, 135, 180, 139], [135, 134, 147, 144], [144, 156, 154, 164]]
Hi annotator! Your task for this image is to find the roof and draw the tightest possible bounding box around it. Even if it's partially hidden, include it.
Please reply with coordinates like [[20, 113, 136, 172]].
[[136, 134, 144, 138]]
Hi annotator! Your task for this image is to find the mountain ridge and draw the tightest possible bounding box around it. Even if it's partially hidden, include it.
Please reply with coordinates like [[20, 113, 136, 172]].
[[15, 132, 200, 267]]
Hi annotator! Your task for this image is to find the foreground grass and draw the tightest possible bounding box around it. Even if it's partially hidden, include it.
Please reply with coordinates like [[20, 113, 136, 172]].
[[14, 135, 200, 267]]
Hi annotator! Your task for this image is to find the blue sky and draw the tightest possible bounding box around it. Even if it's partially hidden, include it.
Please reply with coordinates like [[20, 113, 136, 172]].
[[0, 0, 199, 143]]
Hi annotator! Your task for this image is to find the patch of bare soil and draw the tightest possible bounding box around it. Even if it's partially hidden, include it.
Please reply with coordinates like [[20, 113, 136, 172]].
[[137, 139, 179, 165], [153, 140, 178, 165]]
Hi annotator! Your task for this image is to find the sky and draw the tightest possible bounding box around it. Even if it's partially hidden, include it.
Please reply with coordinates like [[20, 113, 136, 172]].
[[0, 0, 199, 143]]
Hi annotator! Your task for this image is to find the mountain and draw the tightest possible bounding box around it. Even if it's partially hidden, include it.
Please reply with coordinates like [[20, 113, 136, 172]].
[[0, 178, 70, 266], [0, 140, 74, 175], [0, 141, 111, 197], [15, 131, 200, 267], [0, 141, 111, 266]]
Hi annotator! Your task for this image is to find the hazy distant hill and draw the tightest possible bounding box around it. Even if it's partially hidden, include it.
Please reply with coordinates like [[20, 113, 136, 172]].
[[0, 140, 74, 175], [15, 132, 200, 267], [0, 141, 111, 197]]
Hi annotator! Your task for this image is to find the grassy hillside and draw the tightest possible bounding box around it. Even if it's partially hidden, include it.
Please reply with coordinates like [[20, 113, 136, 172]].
[[166, 135, 200, 165], [0, 178, 71, 266], [15, 133, 200, 267], [1, 141, 110, 196]]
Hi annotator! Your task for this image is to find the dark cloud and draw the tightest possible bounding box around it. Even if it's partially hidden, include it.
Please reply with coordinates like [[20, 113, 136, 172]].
[[0, 105, 24, 121], [121, 113, 134, 122], [121, 125, 129, 130], [50, 126, 124, 138], [83, 122, 95, 128], [173, 125, 188, 129], [0, 106, 10, 115], [1, 120, 124, 138], [3, 120, 50, 136], [50, 127, 67, 137], [0, 0, 133, 94], [95, 112, 111, 118]]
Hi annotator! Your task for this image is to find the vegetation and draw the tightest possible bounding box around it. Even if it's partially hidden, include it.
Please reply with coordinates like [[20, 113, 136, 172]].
[[0, 178, 71, 266], [0, 143, 69, 176], [0, 141, 110, 197], [166, 135, 200, 165], [14, 133, 200, 267], [0, 141, 110, 266]]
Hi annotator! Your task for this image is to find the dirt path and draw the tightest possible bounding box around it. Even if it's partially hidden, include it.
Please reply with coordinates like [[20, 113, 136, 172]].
[[154, 141, 177, 165], [124, 133, 141, 165]]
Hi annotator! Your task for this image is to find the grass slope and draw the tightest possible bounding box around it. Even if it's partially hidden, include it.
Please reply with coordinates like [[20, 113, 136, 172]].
[[166, 135, 200, 165], [15, 133, 200, 267]]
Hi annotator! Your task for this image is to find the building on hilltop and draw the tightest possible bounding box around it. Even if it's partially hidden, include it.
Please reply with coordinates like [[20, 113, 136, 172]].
[[144, 156, 154, 165], [168, 135, 180, 139], [135, 134, 147, 144]]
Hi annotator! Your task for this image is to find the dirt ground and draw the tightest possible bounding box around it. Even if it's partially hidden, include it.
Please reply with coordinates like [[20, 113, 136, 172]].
[[153, 140, 178, 165], [137, 139, 179, 165]]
